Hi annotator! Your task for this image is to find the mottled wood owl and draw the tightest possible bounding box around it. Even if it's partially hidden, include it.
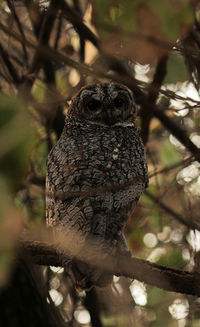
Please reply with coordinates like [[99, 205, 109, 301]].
[[46, 82, 148, 289]]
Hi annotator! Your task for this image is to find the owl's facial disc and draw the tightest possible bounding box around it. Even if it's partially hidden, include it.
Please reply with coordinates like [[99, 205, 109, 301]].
[[76, 83, 136, 126], [101, 93, 129, 126], [85, 98, 102, 113]]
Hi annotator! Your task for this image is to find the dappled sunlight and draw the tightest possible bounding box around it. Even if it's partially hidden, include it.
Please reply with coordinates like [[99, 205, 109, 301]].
[[182, 248, 190, 261], [49, 289, 63, 306], [176, 164, 199, 184], [157, 226, 172, 243], [135, 63, 151, 83], [0, 0, 200, 326], [186, 176, 200, 196], [168, 299, 189, 320], [190, 134, 200, 148], [143, 232, 158, 248], [147, 247, 167, 262], [50, 266, 64, 274], [187, 230, 200, 252], [74, 309, 91, 325], [69, 69, 81, 87], [169, 134, 185, 150], [129, 280, 147, 306], [170, 229, 183, 243]]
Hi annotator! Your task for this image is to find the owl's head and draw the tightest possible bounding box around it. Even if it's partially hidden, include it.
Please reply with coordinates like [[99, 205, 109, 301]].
[[69, 83, 137, 126]]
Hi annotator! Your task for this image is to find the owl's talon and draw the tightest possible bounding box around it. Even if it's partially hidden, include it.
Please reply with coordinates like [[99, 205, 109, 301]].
[[119, 249, 132, 258]]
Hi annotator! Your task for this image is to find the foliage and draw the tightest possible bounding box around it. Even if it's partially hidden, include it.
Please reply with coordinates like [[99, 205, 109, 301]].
[[0, 0, 200, 326], [93, 0, 193, 63]]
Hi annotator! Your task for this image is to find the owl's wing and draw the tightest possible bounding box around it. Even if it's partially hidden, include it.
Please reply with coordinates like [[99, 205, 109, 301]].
[[45, 174, 54, 227], [46, 145, 113, 288], [46, 144, 93, 239]]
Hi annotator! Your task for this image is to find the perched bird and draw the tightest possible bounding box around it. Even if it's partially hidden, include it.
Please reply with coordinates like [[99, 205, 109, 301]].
[[46, 82, 148, 289]]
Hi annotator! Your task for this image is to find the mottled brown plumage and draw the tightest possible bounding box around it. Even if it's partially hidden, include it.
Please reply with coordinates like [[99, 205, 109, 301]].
[[46, 83, 148, 289]]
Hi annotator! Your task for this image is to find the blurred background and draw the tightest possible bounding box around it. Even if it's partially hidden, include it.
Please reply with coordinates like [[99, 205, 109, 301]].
[[0, 0, 200, 326]]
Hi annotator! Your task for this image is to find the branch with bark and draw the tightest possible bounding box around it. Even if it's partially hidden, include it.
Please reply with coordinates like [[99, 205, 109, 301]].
[[20, 233, 200, 297]]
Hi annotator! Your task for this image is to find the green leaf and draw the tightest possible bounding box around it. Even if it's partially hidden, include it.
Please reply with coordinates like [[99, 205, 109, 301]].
[[147, 0, 193, 41], [93, 0, 193, 64], [129, 226, 144, 243], [148, 287, 167, 306], [143, 185, 159, 206], [150, 211, 162, 229], [32, 80, 46, 100], [92, 0, 139, 39], [93, 0, 193, 41], [157, 249, 184, 268], [56, 72, 69, 96], [165, 53, 188, 84], [0, 177, 23, 287], [0, 95, 33, 190], [160, 139, 181, 166]]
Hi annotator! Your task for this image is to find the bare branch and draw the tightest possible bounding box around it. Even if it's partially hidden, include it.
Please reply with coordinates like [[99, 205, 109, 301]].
[[21, 237, 200, 297], [0, 42, 21, 84], [20, 0, 60, 94], [59, 0, 100, 49], [149, 156, 193, 178], [6, 0, 28, 63], [1, 19, 200, 163], [140, 55, 168, 144], [145, 190, 200, 230], [153, 107, 200, 162]]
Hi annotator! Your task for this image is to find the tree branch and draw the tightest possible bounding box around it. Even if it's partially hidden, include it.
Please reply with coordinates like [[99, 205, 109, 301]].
[[140, 55, 168, 144], [153, 107, 200, 162], [6, 0, 28, 63], [1, 18, 200, 162], [0, 42, 21, 84], [21, 238, 200, 297], [145, 190, 200, 230], [20, 0, 60, 94], [59, 0, 100, 49]]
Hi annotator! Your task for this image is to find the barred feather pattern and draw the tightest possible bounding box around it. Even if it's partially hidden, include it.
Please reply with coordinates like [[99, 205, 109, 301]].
[[46, 83, 148, 289]]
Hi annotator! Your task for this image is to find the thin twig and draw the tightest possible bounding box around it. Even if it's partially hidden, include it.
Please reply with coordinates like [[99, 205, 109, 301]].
[[20, 0, 60, 94], [54, 11, 62, 50], [140, 55, 168, 144], [1, 20, 200, 163], [153, 107, 200, 162], [0, 42, 21, 84], [145, 190, 200, 230], [149, 156, 193, 178], [6, 0, 28, 63]]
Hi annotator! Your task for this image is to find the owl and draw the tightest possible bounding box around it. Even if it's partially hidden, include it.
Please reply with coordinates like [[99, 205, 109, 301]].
[[46, 82, 148, 289]]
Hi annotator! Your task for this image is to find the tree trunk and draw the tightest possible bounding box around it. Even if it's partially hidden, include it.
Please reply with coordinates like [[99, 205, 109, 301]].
[[0, 257, 65, 327]]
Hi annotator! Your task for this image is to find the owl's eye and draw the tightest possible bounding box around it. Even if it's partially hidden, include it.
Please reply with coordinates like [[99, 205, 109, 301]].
[[87, 99, 101, 111], [114, 96, 125, 108]]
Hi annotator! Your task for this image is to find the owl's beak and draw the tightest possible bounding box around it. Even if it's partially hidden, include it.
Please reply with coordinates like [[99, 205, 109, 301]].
[[102, 98, 116, 125]]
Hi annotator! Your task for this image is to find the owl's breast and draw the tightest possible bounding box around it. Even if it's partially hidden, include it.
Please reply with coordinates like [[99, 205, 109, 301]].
[[65, 125, 148, 206]]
